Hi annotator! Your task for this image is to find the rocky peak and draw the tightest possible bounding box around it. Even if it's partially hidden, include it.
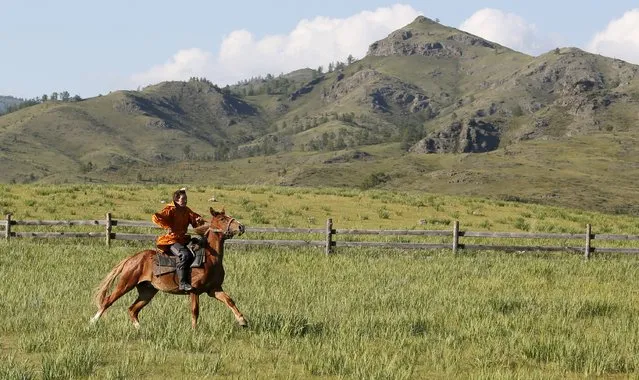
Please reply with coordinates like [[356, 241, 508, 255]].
[[411, 119, 501, 154], [366, 16, 501, 58]]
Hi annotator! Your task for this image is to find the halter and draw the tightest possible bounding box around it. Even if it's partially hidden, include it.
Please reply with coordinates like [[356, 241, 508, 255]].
[[207, 217, 238, 238]]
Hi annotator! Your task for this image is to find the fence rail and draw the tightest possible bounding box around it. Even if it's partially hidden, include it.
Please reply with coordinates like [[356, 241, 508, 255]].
[[3, 213, 639, 258]]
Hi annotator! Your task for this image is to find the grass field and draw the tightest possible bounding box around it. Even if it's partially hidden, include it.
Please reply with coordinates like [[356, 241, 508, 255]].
[[1, 184, 639, 378], [2, 183, 639, 235], [2, 241, 639, 379]]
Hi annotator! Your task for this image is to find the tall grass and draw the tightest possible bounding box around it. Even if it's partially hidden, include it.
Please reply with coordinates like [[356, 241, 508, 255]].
[[2, 184, 639, 235], [2, 184, 639, 378], [1, 238, 639, 378]]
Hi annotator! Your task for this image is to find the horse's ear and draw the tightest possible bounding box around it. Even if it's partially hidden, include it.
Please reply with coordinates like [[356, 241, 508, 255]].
[[209, 207, 217, 216], [221, 207, 225, 214]]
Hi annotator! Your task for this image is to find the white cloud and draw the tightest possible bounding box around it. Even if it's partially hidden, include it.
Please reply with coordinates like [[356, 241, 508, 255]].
[[459, 8, 555, 55], [587, 9, 639, 64], [131, 4, 421, 88], [131, 48, 216, 87]]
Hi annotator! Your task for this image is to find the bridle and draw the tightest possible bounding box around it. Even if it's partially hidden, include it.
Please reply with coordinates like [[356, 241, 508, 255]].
[[206, 216, 239, 239]]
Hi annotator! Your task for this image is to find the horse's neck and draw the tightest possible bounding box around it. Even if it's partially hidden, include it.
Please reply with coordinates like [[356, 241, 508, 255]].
[[206, 237, 224, 259]]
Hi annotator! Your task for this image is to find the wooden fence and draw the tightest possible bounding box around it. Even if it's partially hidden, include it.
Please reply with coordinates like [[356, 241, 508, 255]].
[[3, 213, 639, 258]]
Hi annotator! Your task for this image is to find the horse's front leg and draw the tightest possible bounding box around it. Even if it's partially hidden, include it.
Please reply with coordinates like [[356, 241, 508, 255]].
[[190, 293, 200, 329], [209, 289, 247, 327]]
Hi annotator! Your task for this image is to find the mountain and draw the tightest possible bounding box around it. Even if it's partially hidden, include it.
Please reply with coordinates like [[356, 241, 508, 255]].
[[1, 16, 639, 215]]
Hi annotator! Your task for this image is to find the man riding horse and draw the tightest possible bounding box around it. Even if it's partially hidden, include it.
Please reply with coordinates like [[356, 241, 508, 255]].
[[152, 188, 204, 291], [92, 203, 247, 329]]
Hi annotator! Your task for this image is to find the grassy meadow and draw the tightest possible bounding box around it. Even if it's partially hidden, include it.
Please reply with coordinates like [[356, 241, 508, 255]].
[[1, 184, 639, 378], [2, 183, 639, 234]]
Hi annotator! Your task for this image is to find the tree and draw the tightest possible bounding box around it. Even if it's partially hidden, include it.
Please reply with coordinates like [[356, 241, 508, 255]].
[[400, 124, 423, 151], [61, 91, 70, 102], [335, 129, 347, 149], [361, 172, 390, 189], [182, 145, 191, 159], [317, 65, 324, 74], [80, 161, 94, 173], [321, 132, 329, 150], [41, 94, 48, 102], [50, 92, 58, 101], [347, 54, 355, 65]]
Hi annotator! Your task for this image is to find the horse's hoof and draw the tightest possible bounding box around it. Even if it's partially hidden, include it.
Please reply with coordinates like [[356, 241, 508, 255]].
[[90, 311, 102, 325], [238, 318, 248, 328]]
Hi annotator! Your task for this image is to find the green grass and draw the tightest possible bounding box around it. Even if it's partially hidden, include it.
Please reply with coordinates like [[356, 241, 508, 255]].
[[2, 185, 639, 378], [2, 241, 639, 379], [2, 184, 639, 236]]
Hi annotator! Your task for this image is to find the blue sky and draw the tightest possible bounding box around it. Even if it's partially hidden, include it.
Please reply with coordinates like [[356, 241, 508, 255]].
[[2, 1, 639, 99]]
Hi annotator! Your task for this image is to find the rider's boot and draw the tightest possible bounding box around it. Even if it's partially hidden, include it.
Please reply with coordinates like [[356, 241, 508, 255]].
[[177, 268, 193, 292]]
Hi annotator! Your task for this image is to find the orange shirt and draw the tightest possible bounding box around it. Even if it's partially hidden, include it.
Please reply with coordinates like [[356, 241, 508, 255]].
[[152, 203, 202, 247]]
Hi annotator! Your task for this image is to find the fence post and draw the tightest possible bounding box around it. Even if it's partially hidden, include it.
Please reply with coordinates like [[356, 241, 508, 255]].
[[105, 212, 112, 247], [325, 218, 333, 255], [584, 223, 591, 260], [4, 214, 11, 241], [452, 220, 459, 254]]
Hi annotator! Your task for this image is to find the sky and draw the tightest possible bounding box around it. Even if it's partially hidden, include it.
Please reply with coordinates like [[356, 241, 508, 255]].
[[2, 1, 639, 99]]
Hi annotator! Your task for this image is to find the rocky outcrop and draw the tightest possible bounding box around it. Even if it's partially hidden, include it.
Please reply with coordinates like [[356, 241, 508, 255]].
[[289, 76, 324, 101], [366, 16, 497, 58], [446, 33, 495, 48], [221, 95, 258, 116], [320, 69, 435, 116], [510, 48, 639, 116], [367, 34, 463, 58], [113, 98, 142, 114], [323, 150, 372, 164], [321, 69, 382, 103], [368, 86, 432, 115], [411, 119, 500, 153], [146, 118, 170, 129]]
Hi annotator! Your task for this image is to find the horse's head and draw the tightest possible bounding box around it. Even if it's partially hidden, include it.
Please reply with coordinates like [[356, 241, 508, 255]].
[[206, 207, 245, 239]]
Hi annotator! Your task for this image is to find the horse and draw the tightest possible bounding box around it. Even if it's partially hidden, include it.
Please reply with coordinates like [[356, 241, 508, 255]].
[[90, 208, 247, 329]]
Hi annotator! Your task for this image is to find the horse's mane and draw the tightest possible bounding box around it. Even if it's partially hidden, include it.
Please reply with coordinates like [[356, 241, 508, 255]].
[[193, 224, 210, 235]]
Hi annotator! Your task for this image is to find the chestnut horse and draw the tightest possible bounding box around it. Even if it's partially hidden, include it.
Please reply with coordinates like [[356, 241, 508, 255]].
[[90, 208, 247, 329]]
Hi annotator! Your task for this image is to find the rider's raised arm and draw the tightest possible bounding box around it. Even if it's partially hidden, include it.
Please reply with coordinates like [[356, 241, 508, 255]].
[[152, 206, 173, 229], [188, 209, 204, 228]]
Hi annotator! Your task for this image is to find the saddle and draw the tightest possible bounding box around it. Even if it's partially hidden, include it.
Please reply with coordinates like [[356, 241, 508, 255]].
[[153, 238, 206, 277]]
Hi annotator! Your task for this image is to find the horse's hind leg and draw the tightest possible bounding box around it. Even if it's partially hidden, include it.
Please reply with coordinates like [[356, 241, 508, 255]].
[[91, 275, 139, 324], [128, 283, 158, 329], [209, 289, 247, 327]]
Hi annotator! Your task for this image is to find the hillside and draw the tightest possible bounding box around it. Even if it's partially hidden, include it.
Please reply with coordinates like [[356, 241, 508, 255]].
[[0, 95, 24, 114], [1, 16, 639, 215]]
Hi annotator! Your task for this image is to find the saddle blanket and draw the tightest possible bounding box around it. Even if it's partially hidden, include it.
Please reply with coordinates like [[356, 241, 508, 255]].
[[153, 247, 206, 277]]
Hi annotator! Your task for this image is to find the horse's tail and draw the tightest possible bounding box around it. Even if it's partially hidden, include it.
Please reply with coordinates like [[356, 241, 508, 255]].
[[93, 256, 131, 308]]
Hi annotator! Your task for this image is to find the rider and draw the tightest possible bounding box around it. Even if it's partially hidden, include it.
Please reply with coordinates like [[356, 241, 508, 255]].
[[152, 188, 204, 291]]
